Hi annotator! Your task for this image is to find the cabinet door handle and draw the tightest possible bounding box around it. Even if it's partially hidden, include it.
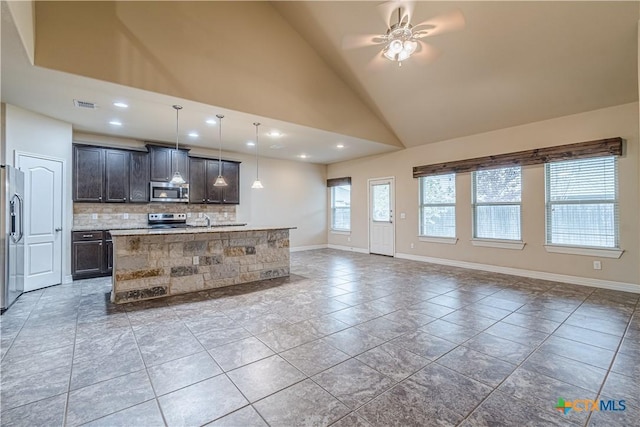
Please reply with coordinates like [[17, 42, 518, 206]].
[[82, 234, 93, 238]]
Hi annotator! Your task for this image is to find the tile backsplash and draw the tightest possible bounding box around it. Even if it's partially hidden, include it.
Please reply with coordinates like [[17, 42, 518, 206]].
[[73, 203, 237, 229]]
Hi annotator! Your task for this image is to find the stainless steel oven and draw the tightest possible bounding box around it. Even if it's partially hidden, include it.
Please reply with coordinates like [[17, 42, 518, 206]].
[[149, 181, 189, 203]]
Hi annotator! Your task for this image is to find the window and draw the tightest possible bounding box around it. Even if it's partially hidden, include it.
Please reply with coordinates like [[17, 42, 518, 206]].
[[472, 166, 522, 240], [419, 173, 456, 237], [331, 185, 351, 231], [545, 156, 618, 248]]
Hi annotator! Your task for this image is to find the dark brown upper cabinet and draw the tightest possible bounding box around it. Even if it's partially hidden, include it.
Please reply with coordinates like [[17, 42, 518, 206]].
[[73, 145, 104, 202], [189, 157, 207, 203], [104, 149, 129, 202], [73, 144, 150, 203], [220, 161, 240, 204], [129, 151, 150, 202], [148, 145, 189, 182], [188, 157, 240, 205]]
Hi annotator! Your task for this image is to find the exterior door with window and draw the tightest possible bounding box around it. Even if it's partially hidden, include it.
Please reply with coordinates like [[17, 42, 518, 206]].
[[369, 178, 394, 256]]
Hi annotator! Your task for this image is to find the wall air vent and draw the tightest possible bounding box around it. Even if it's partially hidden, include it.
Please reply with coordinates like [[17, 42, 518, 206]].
[[73, 99, 97, 109]]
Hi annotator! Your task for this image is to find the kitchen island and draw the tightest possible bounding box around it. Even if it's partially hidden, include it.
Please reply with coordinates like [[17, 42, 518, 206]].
[[109, 226, 294, 303]]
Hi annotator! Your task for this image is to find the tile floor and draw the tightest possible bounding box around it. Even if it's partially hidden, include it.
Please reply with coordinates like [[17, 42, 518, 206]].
[[1, 249, 639, 426]]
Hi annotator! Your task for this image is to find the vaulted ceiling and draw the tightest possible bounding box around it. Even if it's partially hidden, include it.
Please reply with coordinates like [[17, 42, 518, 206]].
[[2, 1, 638, 163]]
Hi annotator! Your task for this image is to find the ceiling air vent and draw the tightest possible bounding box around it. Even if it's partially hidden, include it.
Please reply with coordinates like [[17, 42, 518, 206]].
[[73, 99, 97, 109]]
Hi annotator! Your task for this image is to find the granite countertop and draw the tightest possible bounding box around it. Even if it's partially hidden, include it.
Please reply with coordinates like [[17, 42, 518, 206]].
[[109, 225, 296, 236], [72, 223, 248, 232]]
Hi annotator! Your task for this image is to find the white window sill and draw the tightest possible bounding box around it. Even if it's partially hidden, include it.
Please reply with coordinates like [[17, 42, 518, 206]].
[[419, 236, 458, 245], [544, 245, 624, 259], [471, 239, 526, 250], [331, 230, 351, 235]]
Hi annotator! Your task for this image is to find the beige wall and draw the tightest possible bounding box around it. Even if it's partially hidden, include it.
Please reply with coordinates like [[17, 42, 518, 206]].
[[3, 103, 74, 281], [328, 102, 640, 287], [5, 0, 35, 64], [73, 133, 328, 249]]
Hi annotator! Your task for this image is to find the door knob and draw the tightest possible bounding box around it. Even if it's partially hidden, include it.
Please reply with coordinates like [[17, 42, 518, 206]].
[[55, 227, 62, 232]]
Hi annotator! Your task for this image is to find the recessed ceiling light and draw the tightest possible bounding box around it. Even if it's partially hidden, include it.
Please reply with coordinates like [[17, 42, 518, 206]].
[[188, 132, 199, 138], [205, 119, 217, 125], [109, 120, 122, 126], [113, 102, 128, 108], [336, 143, 345, 149], [267, 131, 282, 138], [246, 141, 255, 147], [298, 154, 308, 159]]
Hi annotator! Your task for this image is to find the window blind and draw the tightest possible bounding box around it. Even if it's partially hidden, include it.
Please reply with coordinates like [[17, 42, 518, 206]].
[[472, 166, 522, 240], [545, 156, 618, 248], [420, 173, 456, 237]]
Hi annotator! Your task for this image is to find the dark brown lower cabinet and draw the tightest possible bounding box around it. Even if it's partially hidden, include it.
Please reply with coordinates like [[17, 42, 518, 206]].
[[72, 231, 113, 280]]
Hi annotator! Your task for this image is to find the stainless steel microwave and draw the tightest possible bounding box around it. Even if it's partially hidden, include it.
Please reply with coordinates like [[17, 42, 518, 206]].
[[149, 181, 189, 203]]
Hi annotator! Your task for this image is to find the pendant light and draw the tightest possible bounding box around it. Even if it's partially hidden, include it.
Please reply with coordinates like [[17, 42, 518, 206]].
[[251, 122, 264, 189], [169, 105, 186, 184], [213, 114, 228, 187]]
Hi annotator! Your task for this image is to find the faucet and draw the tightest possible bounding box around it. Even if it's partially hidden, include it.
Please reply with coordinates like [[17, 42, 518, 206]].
[[204, 214, 211, 228]]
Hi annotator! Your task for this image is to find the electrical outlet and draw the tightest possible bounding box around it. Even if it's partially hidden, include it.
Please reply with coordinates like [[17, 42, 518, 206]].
[[593, 260, 602, 270], [187, 213, 191, 218], [400, 212, 406, 219], [123, 213, 129, 219], [91, 213, 98, 220], [410, 243, 414, 249], [193, 256, 199, 265]]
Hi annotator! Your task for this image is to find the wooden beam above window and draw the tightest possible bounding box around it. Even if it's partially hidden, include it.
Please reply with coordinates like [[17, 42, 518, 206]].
[[413, 137, 623, 178], [327, 177, 351, 187]]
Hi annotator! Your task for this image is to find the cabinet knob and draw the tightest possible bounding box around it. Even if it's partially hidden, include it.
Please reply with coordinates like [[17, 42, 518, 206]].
[[99, 242, 102, 246], [207, 199, 210, 202], [123, 198, 126, 201], [202, 199, 205, 202], [98, 196, 102, 201]]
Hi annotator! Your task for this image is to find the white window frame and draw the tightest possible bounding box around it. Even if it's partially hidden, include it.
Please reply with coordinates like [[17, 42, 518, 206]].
[[544, 156, 621, 255], [330, 185, 351, 232], [418, 174, 456, 240], [472, 166, 523, 242]]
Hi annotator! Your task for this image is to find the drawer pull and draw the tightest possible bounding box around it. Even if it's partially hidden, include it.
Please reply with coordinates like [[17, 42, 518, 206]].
[[82, 234, 93, 238]]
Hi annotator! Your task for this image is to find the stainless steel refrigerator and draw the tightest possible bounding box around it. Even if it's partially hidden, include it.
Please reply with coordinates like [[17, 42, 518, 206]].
[[1, 165, 25, 313]]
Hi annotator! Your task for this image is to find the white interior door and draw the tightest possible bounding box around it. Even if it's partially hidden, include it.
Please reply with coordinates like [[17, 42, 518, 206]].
[[17, 154, 63, 291], [369, 178, 395, 256]]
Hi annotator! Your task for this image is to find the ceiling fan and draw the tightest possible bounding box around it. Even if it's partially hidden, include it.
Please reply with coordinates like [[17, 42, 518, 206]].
[[342, 1, 465, 67]]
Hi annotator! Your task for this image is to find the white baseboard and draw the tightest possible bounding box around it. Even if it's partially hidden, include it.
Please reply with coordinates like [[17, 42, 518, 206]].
[[328, 244, 369, 254], [395, 252, 640, 294], [63, 275, 73, 285], [290, 244, 328, 253]]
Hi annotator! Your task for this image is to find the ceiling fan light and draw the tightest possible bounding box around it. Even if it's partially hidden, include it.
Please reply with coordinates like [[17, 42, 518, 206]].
[[403, 40, 418, 54], [214, 175, 228, 187], [383, 49, 396, 61], [251, 179, 264, 189], [388, 39, 403, 54], [397, 50, 411, 61]]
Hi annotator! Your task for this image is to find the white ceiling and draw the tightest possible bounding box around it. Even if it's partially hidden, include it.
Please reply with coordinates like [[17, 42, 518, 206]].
[[2, 1, 639, 163]]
